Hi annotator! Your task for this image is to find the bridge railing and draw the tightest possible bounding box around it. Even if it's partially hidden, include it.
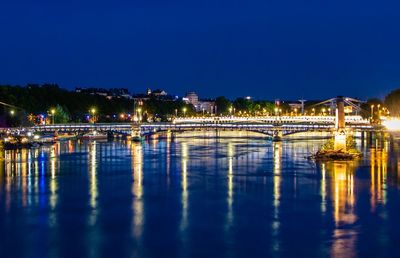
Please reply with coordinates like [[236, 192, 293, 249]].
[[173, 115, 370, 124]]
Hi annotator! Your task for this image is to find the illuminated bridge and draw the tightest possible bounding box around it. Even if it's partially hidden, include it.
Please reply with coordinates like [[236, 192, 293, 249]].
[[0, 115, 377, 140]]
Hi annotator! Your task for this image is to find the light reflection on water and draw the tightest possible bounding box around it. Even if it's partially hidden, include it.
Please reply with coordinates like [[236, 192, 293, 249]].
[[0, 131, 400, 257]]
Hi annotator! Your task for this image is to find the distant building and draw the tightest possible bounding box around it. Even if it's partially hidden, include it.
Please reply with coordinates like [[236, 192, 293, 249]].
[[185, 92, 199, 106], [150, 89, 168, 97], [75, 87, 132, 99], [287, 102, 302, 111], [197, 99, 215, 113]]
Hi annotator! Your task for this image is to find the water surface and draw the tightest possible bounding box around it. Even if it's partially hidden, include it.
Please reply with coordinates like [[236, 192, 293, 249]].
[[1, 132, 400, 258]]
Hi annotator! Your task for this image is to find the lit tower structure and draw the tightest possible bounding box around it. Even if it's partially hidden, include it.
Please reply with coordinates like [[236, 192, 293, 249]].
[[334, 96, 347, 151]]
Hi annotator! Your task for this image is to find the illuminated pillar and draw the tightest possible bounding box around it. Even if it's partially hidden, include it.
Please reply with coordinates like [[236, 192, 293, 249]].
[[335, 96, 345, 130], [334, 96, 346, 151]]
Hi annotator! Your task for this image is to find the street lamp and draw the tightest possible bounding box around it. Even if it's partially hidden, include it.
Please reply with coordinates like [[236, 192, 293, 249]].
[[274, 107, 278, 116], [229, 106, 233, 116], [10, 110, 15, 116], [51, 108, 56, 124], [182, 107, 187, 117], [377, 104, 381, 120], [370, 104, 374, 120], [90, 108, 96, 123]]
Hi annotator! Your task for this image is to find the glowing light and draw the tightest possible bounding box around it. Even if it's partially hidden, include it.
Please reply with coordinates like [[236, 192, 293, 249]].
[[382, 118, 400, 131]]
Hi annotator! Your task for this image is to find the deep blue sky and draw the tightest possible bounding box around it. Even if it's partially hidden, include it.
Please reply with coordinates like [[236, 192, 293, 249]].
[[1, 0, 400, 100]]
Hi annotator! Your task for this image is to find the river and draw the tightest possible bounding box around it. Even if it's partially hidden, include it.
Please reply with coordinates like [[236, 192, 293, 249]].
[[0, 131, 399, 258]]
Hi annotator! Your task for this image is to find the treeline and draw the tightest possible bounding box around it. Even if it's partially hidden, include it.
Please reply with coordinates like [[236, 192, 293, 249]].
[[0, 84, 132, 121], [0, 84, 192, 125], [2, 83, 400, 126], [214, 96, 277, 115]]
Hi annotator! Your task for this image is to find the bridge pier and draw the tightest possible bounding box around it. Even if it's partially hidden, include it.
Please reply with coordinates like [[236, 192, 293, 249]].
[[334, 96, 347, 151], [131, 125, 142, 141], [272, 131, 283, 141]]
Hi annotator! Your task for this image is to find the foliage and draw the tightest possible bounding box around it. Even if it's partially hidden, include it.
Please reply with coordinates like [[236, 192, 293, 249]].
[[143, 97, 194, 121], [53, 105, 70, 123], [215, 96, 231, 115], [232, 98, 275, 115], [0, 84, 198, 125], [321, 135, 358, 152], [321, 138, 335, 151], [385, 88, 400, 116]]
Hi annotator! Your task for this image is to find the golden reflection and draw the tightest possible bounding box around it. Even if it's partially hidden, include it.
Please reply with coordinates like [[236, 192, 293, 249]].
[[131, 142, 144, 238], [88, 141, 98, 225], [325, 161, 358, 258], [370, 142, 388, 211], [20, 149, 28, 208], [272, 141, 282, 251], [180, 142, 189, 231], [273, 142, 281, 215], [320, 163, 327, 213], [49, 146, 58, 210]]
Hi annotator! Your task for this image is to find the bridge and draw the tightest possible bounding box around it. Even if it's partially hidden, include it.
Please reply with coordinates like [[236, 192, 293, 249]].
[[0, 115, 377, 140]]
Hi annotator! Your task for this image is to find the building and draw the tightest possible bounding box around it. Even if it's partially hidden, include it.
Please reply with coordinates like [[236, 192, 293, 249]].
[[197, 99, 215, 114], [148, 89, 168, 97], [185, 92, 199, 106], [75, 87, 132, 99]]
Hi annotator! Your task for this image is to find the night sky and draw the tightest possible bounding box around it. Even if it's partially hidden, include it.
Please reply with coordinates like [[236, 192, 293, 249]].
[[1, 0, 400, 100]]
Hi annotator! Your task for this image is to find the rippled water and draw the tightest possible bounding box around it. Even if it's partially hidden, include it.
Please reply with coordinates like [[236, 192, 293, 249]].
[[1, 131, 400, 258]]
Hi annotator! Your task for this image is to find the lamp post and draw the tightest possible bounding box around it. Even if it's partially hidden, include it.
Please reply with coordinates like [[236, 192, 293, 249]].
[[90, 108, 96, 123], [10, 110, 15, 116], [377, 104, 381, 120], [51, 109, 56, 124], [182, 107, 187, 117], [370, 104, 374, 121]]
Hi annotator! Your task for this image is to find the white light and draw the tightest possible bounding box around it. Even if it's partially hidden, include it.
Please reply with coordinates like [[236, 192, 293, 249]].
[[382, 118, 400, 131]]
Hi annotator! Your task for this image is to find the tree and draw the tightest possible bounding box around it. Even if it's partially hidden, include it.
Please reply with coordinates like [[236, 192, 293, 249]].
[[53, 105, 70, 123], [233, 98, 252, 114], [215, 96, 231, 115], [385, 89, 400, 116]]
